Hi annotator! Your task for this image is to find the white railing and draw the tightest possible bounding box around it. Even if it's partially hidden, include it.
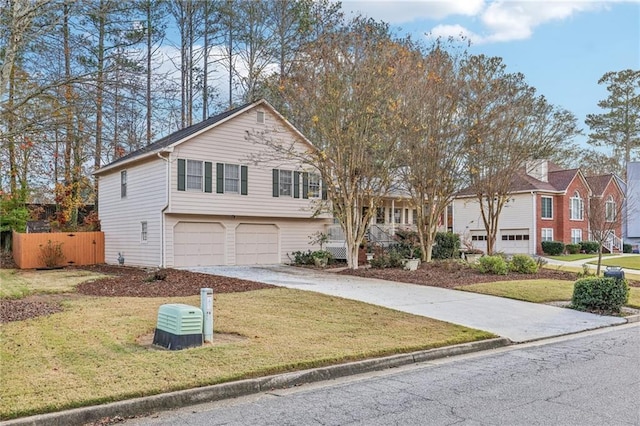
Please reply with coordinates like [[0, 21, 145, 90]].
[[590, 232, 623, 253]]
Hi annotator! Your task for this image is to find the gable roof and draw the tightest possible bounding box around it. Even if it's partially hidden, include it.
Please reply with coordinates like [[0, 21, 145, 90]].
[[547, 168, 580, 192], [94, 99, 314, 176], [586, 173, 625, 198]]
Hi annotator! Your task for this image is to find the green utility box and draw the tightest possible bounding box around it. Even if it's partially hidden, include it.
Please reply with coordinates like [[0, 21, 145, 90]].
[[153, 303, 203, 350]]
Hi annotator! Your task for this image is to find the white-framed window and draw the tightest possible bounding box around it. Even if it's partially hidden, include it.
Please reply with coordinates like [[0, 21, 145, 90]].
[[186, 159, 203, 191], [605, 196, 616, 222], [120, 170, 127, 198], [571, 228, 582, 244], [393, 208, 401, 224], [308, 173, 321, 198], [541, 196, 553, 219], [376, 207, 385, 223], [541, 228, 553, 242], [279, 169, 292, 196], [256, 110, 265, 124], [412, 209, 418, 225], [569, 191, 584, 220], [141, 221, 148, 243], [224, 164, 240, 193]]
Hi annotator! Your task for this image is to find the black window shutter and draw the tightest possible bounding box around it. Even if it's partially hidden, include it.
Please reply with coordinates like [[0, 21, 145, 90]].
[[272, 169, 279, 197], [241, 165, 248, 195], [216, 163, 224, 193], [302, 172, 309, 199], [177, 159, 186, 191], [204, 162, 212, 193], [321, 181, 328, 200], [293, 171, 300, 198]]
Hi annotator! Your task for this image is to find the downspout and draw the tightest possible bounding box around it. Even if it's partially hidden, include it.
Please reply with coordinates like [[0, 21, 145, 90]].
[[531, 192, 537, 255], [157, 148, 173, 267]]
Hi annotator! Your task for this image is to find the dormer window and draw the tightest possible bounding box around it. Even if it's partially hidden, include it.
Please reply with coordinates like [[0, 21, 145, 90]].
[[569, 191, 584, 220]]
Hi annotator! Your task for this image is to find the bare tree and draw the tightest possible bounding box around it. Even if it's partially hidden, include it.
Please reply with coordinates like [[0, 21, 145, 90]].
[[588, 185, 625, 276], [460, 55, 580, 254]]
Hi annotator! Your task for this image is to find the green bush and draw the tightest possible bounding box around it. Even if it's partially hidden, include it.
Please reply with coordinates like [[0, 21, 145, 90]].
[[565, 244, 581, 254], [289, 250, 315, 265], [477, 255, 508, 275], [571, 277, 629, 313], [508, 254, 539, 274], [370, 248, 405, 269], [432, 232, 460, 260], [579, 241, 600, 254], [541, 241, 564, 256], [623, 243, 632, 254]]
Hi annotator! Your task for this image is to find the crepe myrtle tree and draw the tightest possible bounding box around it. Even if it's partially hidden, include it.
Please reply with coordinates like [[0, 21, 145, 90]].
[[246, 17, 414, 268], [397, 44, 467, 262], [460, 55, 580, 255]]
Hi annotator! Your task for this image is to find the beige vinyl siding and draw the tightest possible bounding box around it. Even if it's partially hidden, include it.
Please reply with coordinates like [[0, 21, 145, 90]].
[[168, 106, 329, 219], [98, 158, 167, 267], [453, 193, 535, 254], [164, 214, 330, 267]]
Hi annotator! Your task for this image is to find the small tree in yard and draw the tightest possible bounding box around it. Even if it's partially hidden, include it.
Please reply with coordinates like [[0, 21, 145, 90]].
[[589, 189, 625, 276]]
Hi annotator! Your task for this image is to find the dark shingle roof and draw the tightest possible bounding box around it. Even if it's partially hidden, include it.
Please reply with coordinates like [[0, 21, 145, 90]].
[[586, 174, 613, 196], [547, 168, 579, 191], [96, 102, 252, 173]]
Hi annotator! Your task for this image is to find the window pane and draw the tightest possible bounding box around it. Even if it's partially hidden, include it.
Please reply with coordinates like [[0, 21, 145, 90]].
[[279, 170, 292, 196], [186, 160, 203, 190], [541, 197, 552, 219], [225, 164, 240, 193], [308, 173, 320, 198]]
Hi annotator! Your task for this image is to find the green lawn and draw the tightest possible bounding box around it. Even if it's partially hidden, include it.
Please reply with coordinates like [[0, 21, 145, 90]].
[[0, 276, 493, 420], [545, 253, 613, 261], [588, 255, 640, 271], [457, 279, 640, 309]]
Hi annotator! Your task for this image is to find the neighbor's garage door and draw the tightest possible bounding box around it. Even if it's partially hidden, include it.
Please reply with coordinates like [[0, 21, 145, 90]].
[[235, 224, 279, 265], [499, 229, 530, 253], [174, 222, 225, 267]]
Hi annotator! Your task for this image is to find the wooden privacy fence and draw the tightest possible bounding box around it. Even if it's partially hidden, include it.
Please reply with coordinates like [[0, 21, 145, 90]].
[[12, 231, 105, 269]]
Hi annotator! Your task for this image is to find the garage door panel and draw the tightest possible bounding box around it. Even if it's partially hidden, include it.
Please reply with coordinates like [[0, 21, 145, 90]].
[[174, 222, 225, 267], [236, 224, 278, 265]]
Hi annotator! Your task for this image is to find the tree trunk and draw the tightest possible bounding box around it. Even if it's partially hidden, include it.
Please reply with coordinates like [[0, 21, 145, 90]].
[[94, 0, 106, 212], [145, 0, 152, 144]]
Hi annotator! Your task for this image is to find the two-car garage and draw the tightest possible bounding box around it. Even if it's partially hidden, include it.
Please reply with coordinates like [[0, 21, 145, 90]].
[[172, 221, 279, 267]]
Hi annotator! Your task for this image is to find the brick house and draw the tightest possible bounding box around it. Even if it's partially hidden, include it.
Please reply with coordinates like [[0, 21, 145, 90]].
[[453, 160, 624, 255]]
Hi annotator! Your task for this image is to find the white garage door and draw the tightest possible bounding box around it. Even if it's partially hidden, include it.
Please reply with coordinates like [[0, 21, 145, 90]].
[[174, 222, 225, 267], [235, 224, 279, 265], [499, 229, 530, 253]]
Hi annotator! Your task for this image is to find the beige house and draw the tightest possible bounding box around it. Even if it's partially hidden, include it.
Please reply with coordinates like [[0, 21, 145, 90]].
[[95, 100, 332, 267]]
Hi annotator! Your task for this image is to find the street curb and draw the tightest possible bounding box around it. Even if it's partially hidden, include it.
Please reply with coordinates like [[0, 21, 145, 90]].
[[1, 338, 510, 426], [625, 313, 640, 323]]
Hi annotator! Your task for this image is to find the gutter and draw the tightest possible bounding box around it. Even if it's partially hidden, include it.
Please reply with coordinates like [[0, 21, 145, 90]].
[[157, 148, 173, 268], [531, 191, 537, 255]]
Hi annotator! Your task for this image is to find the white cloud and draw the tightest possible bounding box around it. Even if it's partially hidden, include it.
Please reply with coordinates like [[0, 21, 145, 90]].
[[428, 24, 483, 42], [341, 0, 485, 23]]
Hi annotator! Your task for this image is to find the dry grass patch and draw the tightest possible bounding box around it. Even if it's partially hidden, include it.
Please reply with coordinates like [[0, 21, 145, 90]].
[[0, 269, 107, 299], [0, 288, 493, 420]]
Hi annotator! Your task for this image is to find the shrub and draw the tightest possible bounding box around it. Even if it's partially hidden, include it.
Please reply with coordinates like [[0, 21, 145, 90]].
[[370, 248, 405, 269], [565, 244, 581, 254], [576, 263, 595, 279], [623, 243, 632, 254], [39, 240, 65, 268], [579, 241, 600, 254], [289, 250, 315, 266], [571, 277, 629, 313], [432, 232, 460, 260], [477, 255, 508, 275], [541, 241, 564, 256], [508, 254, 539, 274]]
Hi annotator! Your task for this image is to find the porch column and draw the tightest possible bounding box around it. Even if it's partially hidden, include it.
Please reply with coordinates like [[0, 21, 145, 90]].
[[391, 199, 395, 235]]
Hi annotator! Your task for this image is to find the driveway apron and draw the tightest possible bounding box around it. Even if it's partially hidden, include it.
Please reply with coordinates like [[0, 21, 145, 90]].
[[188, 265, 626, 343]]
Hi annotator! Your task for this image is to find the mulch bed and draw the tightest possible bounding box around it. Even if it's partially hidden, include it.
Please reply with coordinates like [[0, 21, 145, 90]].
[[2, 261, 637, 324], [340, 262, 582, 288]]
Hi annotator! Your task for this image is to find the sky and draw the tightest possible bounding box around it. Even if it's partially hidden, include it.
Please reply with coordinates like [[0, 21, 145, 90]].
[[340, 0, 640, 150]]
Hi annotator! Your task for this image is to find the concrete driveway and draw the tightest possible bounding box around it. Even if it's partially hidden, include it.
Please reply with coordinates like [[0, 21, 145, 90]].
[[187, 265, 627, 343]]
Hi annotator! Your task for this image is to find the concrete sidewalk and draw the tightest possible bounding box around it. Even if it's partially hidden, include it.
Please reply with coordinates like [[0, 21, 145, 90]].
[[189, 265, 627, 343]]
